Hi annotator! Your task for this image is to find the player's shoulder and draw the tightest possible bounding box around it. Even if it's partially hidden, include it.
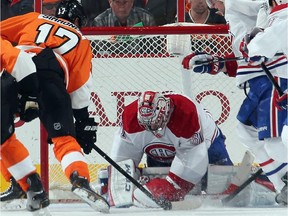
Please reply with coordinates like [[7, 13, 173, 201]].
[[166, 94, 201, 138], [122, 100, 144, 134], [166, 93, 196, 108]]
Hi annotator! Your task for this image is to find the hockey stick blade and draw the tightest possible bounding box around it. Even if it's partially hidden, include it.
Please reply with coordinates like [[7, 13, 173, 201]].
[[72, 187, 110, 213], [260, 62, 284, 96], [221, 168, 263, 205], [92, 145, 172, 210]]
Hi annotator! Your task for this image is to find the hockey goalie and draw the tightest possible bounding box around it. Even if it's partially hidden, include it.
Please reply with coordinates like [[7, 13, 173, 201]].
[[99, 91, 276, 208]]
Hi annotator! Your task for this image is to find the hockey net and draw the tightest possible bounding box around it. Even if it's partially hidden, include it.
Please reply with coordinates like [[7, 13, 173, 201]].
[[14, 24, 246, 201]]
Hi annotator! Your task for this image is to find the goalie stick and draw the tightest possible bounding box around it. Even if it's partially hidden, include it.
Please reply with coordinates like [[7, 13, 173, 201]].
[[221, 168, 263, 204], [92, 145, 172, 210]]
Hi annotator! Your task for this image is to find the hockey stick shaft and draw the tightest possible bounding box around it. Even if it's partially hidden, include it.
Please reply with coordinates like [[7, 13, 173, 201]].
[[260, 62, 284, 96], [195, 53, 284, 65], [221, 168, 263, 204], [195, 56, 243, 65], [92, 145, 172, 210]]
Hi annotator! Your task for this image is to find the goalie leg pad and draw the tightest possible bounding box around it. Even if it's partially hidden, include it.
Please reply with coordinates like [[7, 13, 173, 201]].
[[107, 159, 139, 207]]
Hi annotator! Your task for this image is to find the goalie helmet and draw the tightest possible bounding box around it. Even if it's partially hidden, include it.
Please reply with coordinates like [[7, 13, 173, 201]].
[[137, 91, 173, 133], [55, 0, 87, 28]]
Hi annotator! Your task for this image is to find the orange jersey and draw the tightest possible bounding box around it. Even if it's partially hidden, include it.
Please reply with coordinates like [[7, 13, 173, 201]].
[[0, 37, 36, 81], [1, 12, 93, 109], [1, 37, 20, 72]]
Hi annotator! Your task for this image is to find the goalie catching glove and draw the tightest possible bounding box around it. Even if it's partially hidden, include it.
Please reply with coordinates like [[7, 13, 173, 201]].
[[133, 172, 194, 208], [182, 53, 225, 75], [18, 94, 39, 122]]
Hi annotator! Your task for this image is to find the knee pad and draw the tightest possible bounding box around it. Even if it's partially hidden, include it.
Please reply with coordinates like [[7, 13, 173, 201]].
[[1, 71, 18, 143]]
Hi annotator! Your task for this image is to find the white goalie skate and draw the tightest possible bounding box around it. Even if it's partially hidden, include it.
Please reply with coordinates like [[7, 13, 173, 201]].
[[70, 171, 110, 213]]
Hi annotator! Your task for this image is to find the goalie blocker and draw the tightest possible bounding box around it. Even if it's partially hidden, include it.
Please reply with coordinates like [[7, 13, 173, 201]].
[[104, 153, 276, 208]]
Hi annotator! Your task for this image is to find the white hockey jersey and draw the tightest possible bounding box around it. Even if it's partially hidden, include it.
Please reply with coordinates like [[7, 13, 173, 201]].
[[111, 94, 219, 184], [248, 5, 288, 78], [225, 0, 288, 86]]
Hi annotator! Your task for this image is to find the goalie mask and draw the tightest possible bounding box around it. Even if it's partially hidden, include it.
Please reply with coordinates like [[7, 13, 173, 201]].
[[55, 0, 87, 28], [137, 91, 173, 134]]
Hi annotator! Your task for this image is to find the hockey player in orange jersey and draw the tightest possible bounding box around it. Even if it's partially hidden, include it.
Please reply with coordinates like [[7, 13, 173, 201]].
[[0, 0, 109, 213], [0, 36, 50, 213]]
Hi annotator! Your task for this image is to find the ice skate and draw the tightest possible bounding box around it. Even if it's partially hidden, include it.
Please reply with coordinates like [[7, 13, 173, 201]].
[[275, 172, 288, 205], [70, 171, 110, 213], [26, 173, 50, 216], [0, 177, 27, 201], [0, 177, 27, 210]]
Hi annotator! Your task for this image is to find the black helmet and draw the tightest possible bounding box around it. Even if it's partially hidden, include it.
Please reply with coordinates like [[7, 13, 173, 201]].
[[55, 0, 87, 28]]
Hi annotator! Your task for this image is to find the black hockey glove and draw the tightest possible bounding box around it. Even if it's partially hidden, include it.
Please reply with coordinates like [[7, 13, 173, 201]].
[[75, 118, 98, 154], [18, 94, 39, 122]]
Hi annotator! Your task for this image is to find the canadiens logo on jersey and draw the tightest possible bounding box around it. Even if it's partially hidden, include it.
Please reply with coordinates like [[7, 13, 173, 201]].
[[144, 143, 176, 163], [190, 132, 204, 145]]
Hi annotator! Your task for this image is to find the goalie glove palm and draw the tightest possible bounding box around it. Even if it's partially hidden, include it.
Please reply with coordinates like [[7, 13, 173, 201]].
[[75, 118, 98, 154], [182, 53, 224, 75]]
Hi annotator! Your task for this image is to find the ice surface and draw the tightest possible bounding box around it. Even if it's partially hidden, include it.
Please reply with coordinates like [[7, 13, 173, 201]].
[[0, 203, 287, 216]]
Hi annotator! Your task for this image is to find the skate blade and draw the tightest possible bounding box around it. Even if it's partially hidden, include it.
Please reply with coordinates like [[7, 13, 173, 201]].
[[31, 206, 51, 216], [0, 199, 27, 210], [73, 188, 110, 213]]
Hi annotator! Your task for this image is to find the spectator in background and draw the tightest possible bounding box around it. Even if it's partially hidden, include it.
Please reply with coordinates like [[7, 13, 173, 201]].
[[144, 0, 177, 25], [81, 0, 110, 27], [1, 0, 34, 21], [185, 0, 226, 24], [91, 0, 156, 27], [206, 0, 225, 16], [42, 0, 61, 16]]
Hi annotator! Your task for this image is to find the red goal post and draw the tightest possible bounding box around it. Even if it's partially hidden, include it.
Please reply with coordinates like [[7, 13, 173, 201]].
[[36, 24, 247, 200]]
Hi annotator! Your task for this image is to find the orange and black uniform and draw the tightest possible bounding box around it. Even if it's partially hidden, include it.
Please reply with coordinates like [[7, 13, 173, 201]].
[[1, 36, 38, 192], [1, 12, 93, 181]]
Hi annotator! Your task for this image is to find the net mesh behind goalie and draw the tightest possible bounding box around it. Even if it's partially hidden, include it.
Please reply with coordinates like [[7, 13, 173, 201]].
[[39, 24, 245, 201]]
